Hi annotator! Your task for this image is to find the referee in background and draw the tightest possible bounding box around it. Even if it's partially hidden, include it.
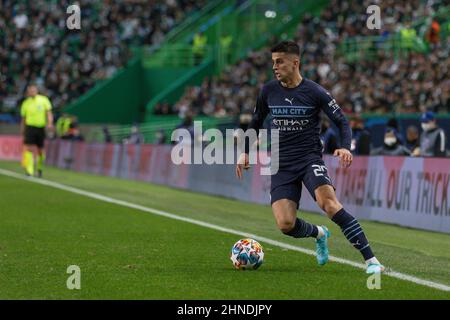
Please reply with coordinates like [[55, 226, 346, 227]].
[[20, 84, 53, 177]]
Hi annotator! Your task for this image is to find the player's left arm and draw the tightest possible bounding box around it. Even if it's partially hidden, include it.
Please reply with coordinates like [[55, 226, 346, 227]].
[[47, 111, 54, 130], [20, 100, 27, 137], [317, 88, 353, 168], [45, 96, 54, 130]]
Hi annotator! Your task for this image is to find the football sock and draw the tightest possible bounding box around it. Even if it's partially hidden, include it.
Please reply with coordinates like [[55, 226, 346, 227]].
[[21, 151, 26, 168], [316, 226, 325, 239], [37, 153, 45, 171], [24, 151, 34, 176], [331, 208, 374, 260], [366, 257, 381, 266], [283, 218, 318, 238]]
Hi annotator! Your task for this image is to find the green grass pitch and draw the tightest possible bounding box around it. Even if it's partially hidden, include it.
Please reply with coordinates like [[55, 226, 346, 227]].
[[0, 160, 449, 299]]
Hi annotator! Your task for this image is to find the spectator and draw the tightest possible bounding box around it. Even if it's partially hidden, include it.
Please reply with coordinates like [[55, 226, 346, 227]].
[[163, 0, 449, 118], [419, 111, 447, 157], [399, 21, 418, 50], [425, 19, 440, 48], [176, 114, 194, 132], [220, 33, 233, 65], [320, 118, 339, 154], [155, 129, 167, 144], [192, 32, 208, 65], [61, 123, 84, 142], [350, 117, 371, 155], [102, 126, 112, 143], [405, 125, 420, 155], [371, 128, 411, 156], [0, 0, 207, 114], [55, 114, 72, 138], [386, 118, 405, 145], [174, 114, 196, 144], [124, 124, 144, 145]]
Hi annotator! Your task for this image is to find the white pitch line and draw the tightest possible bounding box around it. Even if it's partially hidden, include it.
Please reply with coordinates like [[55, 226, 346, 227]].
[[1, 168, 449, 293]]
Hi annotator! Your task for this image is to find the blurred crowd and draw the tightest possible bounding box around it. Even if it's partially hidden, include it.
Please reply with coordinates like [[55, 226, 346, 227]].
[[320, 111, 447, 157], [297, 0, 449, 115], [160, 0, 449, 118], [155, 49, 270, 117], [0, 0, 206, 113]]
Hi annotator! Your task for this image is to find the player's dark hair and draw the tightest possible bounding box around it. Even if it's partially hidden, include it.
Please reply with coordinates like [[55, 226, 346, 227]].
[[271, 41, 300, 56]]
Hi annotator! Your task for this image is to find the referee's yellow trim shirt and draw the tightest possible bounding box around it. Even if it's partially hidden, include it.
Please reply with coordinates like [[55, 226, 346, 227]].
[[20, 94, 52, 128]]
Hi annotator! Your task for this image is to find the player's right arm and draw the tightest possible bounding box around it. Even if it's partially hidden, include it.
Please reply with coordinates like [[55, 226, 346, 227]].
[[236, 86, 269, 179]]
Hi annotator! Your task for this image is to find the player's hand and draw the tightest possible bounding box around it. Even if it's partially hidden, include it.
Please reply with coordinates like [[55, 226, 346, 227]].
[[236, 153, 250, 179], [333, 148, 353, 168]]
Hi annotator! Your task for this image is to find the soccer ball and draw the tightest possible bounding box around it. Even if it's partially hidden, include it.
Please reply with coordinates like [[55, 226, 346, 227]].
[[230, 238, 264, 270]]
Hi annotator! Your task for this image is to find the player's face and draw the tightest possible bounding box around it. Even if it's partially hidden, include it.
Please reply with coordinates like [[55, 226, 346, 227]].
[[272, 52, 299, 82], [27, 86, 38, 97]]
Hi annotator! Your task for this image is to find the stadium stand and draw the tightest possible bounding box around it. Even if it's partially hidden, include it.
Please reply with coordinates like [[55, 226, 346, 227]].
[[0, 0, 448, 148], [164, 0, 449, 117], [0, 0, 207, 115]]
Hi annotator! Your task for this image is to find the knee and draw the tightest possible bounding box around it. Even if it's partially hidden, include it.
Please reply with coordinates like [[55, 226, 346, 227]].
[[276, 218, 296, 234], [318, 198, 342, 216]]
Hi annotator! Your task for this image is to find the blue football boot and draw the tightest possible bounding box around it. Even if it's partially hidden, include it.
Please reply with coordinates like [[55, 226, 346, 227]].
[[316, 226, 330, 266]]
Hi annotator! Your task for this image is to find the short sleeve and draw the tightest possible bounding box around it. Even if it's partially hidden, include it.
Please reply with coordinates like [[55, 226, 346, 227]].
[[45, 96, 52, 111]]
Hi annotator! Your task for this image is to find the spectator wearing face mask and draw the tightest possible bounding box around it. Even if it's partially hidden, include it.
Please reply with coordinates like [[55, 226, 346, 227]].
[[371, 128, 410, 156], [419, 111, 447, 157], [386, 118, 405, 146]]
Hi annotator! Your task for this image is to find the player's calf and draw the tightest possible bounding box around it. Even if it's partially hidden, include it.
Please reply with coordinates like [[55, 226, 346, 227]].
[[36, 152, 45, 178], [281, 217, 325, 239], [315, 187, 383, 270], [316, 196, 342, 219], [23, 150, 34, 176], [331, 208, 384, 271], [271, 198, 325, 241], [275, 216, 295, 234]]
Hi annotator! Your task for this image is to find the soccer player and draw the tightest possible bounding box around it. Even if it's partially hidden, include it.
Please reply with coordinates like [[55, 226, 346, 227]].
[[20, 84, 53, 177], [235, 41, 384, 274]]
